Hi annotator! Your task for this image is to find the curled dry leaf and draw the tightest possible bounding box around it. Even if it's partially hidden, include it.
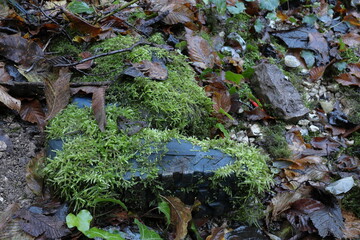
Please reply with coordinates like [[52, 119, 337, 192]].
[[45, 67, 71, 121], [19, 99, 46, 131], [0, 86, 21, 112], [62, 8, 101, 37]]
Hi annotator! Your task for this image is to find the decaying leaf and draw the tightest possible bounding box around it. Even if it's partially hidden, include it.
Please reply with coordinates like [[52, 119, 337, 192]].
[[44, 67, 71, 121], [133, 60, 168, 80], [71, 86, 107, 131], [185, 28, 220, 69], [0, 203, 20, 232], [335, 63, 360, 86], [75, 51, 93, 70], [160, 3, 195, 25], [26, 151, 45, 196], [0, 62, 12, 83], [19, 99, 46, 131], [15, 208, 70, 238], [342, 32, 360, 47], [0, 33, 44, 68], [62, 7, 101, 37], [0, 86, 21, 112], [244, 107, 272, 121], [343, 210, 360, 239], [163, 196, 192, 240]]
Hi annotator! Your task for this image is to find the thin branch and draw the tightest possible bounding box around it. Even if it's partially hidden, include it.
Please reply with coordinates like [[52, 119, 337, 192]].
[[0, 81, 113, 88], [53, 41, 149, 67]]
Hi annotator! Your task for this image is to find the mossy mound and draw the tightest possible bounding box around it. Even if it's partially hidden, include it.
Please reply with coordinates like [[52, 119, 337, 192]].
[[44, 105, 273, 223], [66, 34, 215, 137]]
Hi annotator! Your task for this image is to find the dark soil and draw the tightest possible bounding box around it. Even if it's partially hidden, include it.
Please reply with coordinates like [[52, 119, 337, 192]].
[[0, 107, 44, 211]]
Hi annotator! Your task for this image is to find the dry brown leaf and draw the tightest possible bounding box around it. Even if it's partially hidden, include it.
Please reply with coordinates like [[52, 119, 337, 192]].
[[0, 203, 20, 232], [20, 99, 46, 131], [62, 8, 101, 37], [160, 3, 195, 25], [92, 87, 107, 132], [185, 28, 219, 69], [0, 62, 12, 83], [26, 151, 45, 196], [0, 86, 21, 112], [76, 51, 93, 70], [342, 33, 360, 47], [343, 210, 360, 239], [164, 196, 192, 240], [309, 65, 327, 81], [133, 60, 168, 80], [45, 68, 71, 120]]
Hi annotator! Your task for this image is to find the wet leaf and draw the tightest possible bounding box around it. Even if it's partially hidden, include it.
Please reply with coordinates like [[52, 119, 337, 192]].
[[259, 0, 279, 11], [0, 62, 12, 83], [45, 68, 71, 120], [0, 33, 44, 68], [212, 91, 231, 113], [244, 107, 272, 121], [186, 28, 219, 69], [227, 2, 246, 14], [15, 208, 70, 238], [301, 50, 315, 68], [0, 86, 21, 112], [67, 0, 94, 14], [134, 219, 162, 240], [92, 87, 107, 132], [164, 196, 192, 240], [62, 7, 101, 37], [325, 177, 354, 195], [19, 99, 46, 131], [310, 137, 343, 152], [26, 152, 45, 196]]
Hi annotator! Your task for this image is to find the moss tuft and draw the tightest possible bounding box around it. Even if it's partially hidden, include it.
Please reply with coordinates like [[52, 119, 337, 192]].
[[262, 124, 292, 160]]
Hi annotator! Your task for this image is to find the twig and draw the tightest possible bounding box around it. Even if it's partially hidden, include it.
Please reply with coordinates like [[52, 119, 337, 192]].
[[97, 0, 141, 23], [0, 81, 113, 88], [53, 41, 149, 67]]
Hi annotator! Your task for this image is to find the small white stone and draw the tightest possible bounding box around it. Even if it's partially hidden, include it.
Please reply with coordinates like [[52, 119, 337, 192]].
[[284, 55, 301, 68], [298, 119, 310, 126], [0, 141, 7, 151], [302, 81, 313, 88], [248, 124, 262, 136], [300, 128, 309, 136], [320, 101, 334, 113], [285, 125, 293, 130], [345, 139, 354, 145], [309, 125, 320, 132], [219, 31, 225, 37], [0, 196, 4, 202], [308, 113, 319, 122], [327, 84, 339, 92]]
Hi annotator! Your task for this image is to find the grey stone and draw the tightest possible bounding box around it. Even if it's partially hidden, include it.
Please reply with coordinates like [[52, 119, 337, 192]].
[[250, 63, 309, 122], [0, 141, 7, 151]]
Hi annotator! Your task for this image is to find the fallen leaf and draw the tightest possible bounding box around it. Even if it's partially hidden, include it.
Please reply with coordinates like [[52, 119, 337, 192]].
[[343, 210, 360, 239], [309, 65, 327, 81], [160, 3, 195, 25], [310, 137, 344, 152], [0, 203, 20, 232], [325, 176, 354, 195], [44, 68, 71, 120], [0, 85, 21, 112], [0, 62, 12, 83], [335, 154, 359, 171], [342, 32, 360, 47], [335, 73, 360, 86], [134, 219, 162, 240], [19, 99, 46, 131], [75, 52, 93, 70], [26, 152, 45, 196], [163, 196, 192, 240], [244, 107, 272, 121], [15, 208, 70, 238], [133, 60, 168, 80], [0, 33, 44, 68], [185, 28, 220, 69], [62, 7, 101, 37]]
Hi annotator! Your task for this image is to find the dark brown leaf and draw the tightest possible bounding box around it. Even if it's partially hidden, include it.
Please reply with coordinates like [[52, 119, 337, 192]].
[[75, 52, 93, 70], [0, 86, 21, 112], [335, 73, 360, 87], [160, 3, 195, 25], [26, 151, 45, 196], [0, 33, 44, 68], [20, 99, 46, 131], [45, 68, 71, 120], [343, 210, 360, 239], [15, 208, 70, 239], [163, 196, 192, 240], [62, 8, 102, 37], [310, 137, 344, 152], [342, 32, 360, 47], [185, 28, 219, 69], [92, 87, 107, 132], [133, 60, 168, 80], [308, 32, 329, 64], [309, 65, 327, 81], [244, 107, 272, 121], [0, 62, 12, 83]]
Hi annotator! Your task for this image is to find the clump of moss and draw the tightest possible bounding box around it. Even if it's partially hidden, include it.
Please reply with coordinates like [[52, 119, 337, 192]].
[[343, 186, 360, 218], [262, 124, 292, 160], [45, 105, 273, 223]]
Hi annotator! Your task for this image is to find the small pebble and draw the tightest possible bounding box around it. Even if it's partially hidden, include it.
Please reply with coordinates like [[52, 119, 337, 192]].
[[309, 125, 320, 132], [285, 55, 301, 68], [248, 124, 262, 137], [327, 83, 339, 92], [308, 113, 320, 122], [320, 101, 334, 113], [0, 141, 7, 151], [298, 119, 310, 126]]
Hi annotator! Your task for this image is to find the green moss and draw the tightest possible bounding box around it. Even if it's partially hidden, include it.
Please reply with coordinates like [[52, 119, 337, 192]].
[[68, 35, 215, 137], [339, 86, 360, 124], [339, 47, 359, 64], [45, 105, 273, 223], [262, 124, 292, 160], [343, 186, 360, 218], [48, 37, 82, 57], [148, 33, 166, 44]]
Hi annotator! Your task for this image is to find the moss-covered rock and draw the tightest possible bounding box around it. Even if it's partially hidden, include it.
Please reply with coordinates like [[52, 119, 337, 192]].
[[44, 104, 273, 223]]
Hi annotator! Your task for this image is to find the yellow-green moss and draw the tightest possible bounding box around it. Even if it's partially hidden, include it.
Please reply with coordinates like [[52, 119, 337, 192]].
[[45, 105, 273, 223]]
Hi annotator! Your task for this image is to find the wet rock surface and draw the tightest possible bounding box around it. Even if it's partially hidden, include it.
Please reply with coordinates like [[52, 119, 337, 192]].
[[250, 63, 309, 122]]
